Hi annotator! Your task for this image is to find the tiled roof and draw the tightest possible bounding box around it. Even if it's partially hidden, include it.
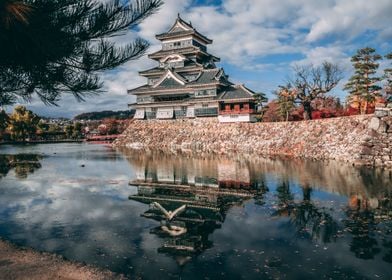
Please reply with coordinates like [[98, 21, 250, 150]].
[[189, 69, 232, 86], [138, 67, 163, 75], [128, 84, 187, 94], [127, 85, 151, 93], [189, 69, 220, 85], [148, 46, 201, 58], [129, 68, 252, 95], [155, 16, 212, 44], [159, 76, 184, 87], [156, 30, 194, 38], [219, 85, 255, 100]]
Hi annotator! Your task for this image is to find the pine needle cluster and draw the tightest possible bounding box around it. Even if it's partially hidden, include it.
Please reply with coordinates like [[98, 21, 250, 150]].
[[0, 0, 163, 106]]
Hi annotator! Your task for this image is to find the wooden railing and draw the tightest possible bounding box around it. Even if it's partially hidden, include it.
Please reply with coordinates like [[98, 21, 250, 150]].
[[174, 110, 187, 118], [194, 108, 219, 117]]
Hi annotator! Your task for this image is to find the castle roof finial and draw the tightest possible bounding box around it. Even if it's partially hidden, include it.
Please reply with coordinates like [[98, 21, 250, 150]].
[[177, 13, 180, 18]]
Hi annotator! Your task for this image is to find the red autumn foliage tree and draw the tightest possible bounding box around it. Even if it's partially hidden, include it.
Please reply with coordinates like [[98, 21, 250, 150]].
[[263, 101, 286, 122]]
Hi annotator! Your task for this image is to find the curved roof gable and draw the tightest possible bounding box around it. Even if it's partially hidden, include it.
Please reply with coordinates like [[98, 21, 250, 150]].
[[168, 14, 194, 33], [160, 54, 186, 63], [156, 15, 213, 44], [153, 70, 186, 88]]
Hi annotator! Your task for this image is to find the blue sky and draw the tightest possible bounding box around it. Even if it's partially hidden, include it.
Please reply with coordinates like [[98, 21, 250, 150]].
[[18, 0, 392, 118]]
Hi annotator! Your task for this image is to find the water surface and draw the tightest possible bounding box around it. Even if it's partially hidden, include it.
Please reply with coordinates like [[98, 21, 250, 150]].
[[0, 143, 391, 279]]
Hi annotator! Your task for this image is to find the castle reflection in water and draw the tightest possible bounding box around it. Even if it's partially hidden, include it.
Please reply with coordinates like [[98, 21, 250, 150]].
[[127, 153, 268, 264], [124, 151, 392, 264]]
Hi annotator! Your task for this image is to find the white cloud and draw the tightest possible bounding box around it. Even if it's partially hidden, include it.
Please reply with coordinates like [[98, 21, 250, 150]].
[[306, 0, 392, 42], [292, 46, 351, 68]]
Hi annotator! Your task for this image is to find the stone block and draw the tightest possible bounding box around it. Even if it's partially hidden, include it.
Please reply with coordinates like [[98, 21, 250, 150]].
[[375, 109, 389, 118], [382, 155, 391, 161], [369, 117, 381, 131], [360, 146, 373, 155], [368, 117, 388, 133]]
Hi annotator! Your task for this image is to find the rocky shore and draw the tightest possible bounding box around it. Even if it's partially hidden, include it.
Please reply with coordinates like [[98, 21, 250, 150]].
[[0, 239, 124, 280], [114, 109, 392, 168]]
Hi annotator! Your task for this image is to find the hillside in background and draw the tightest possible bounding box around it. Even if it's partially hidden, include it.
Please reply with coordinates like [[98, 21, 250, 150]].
[[74, 110, 135, 120]]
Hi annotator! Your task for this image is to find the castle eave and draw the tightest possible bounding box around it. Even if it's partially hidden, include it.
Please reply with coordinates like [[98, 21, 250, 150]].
[[148, 47, 220, 62], [148, 47, 199, 59], [218, 97, 255, 103], [139, 65, 203, 77], [156, 31, 213, 44], [128, 86, 191, 95]]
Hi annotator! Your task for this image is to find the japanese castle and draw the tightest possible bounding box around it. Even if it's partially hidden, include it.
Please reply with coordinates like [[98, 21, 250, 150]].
[[128, 15, 258, 123]]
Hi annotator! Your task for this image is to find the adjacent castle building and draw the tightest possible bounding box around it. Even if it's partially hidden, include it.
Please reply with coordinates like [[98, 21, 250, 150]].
[[128, 15, 258, 123]]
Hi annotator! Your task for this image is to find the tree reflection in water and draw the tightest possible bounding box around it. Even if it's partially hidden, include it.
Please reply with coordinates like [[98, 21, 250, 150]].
[[273, 181, 392, 262], [344, 208, 381, 260], [0, 154, 42, 179], [383, 239, 392, 263], [274, 181, 339, 243], [344, 191, 392, 262]]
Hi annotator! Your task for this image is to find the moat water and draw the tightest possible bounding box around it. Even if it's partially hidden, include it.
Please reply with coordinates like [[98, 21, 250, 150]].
[[0, 143, 391, 279]]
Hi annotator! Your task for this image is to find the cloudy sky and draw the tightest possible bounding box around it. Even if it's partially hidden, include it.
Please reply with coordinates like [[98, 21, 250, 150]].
[[21, 0, 392, 118]]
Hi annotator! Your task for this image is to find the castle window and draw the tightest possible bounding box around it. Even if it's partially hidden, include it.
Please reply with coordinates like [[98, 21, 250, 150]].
[[195, 89, 216, 97]]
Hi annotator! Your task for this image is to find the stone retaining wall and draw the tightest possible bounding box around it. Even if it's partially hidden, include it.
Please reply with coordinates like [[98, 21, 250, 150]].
[[114, 109, 392, 168]]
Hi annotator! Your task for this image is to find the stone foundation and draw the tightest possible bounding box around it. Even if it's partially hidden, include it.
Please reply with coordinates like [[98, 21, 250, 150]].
[[114, 109, 392, 168]]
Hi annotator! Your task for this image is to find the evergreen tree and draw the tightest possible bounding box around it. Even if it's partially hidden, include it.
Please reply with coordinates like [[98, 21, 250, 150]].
[[64, 124, 74, 139], [0, 110, 9, 137], [253, 92, 268, 111], [72, 122, 83, 139], [344, 47, 382, 114], [384, 52, 392, 103], [253, 92, 268, 121], [0, 0, 162, 106], [36, 119, 49, 134], [276, 85, 295, 121]]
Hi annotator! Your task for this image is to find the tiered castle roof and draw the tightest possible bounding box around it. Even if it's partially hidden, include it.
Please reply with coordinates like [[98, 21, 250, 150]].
[[128, 14, 257, 109]]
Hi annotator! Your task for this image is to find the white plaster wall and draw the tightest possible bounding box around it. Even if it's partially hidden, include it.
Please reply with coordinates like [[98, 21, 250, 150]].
[[134, 109, 145, 119], [218, 114, 253, 123], [157, 108, 174, 119]]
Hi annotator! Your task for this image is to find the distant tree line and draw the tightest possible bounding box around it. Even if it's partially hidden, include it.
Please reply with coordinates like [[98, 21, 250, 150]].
[[0, 106, 132, 142], [0, 106, 84, 142], [74, 110, 135, 120]]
